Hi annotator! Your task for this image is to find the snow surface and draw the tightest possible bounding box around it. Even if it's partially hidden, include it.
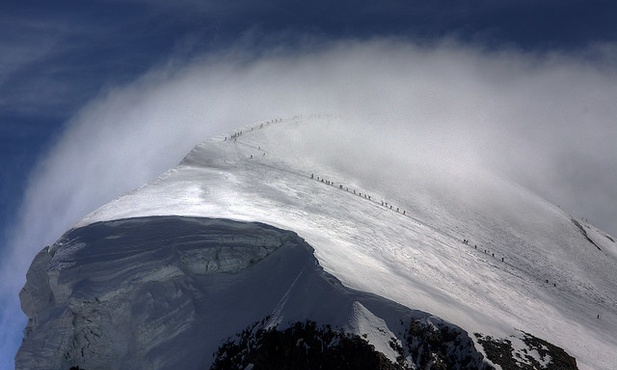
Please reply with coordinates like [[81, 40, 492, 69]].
[[19, 216, 471, 369], [42, 115, 617, 369]]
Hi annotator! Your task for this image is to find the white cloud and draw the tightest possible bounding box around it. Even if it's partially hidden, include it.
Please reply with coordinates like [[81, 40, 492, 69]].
[[1, 38, 616, 368]]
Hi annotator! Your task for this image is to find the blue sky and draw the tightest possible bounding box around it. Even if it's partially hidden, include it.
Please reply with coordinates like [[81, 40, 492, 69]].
[[1, 0, 616, 367], [2, 0, 615, 234]]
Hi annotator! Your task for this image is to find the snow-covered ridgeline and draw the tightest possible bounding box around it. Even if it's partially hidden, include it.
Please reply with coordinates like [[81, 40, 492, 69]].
[[38, 115, 617, 369], [18, 216, 493, 370]]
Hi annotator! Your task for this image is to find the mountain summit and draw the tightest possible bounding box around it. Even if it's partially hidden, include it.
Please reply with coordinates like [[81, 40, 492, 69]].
[[17, 115, 617, 369]]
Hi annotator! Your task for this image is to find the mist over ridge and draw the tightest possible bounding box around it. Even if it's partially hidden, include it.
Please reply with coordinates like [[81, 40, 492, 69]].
[[19, 109, 617, 370], [2, 37, 616, 368]]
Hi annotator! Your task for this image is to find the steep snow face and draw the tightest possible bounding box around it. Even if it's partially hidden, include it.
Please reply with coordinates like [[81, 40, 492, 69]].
[[17, 216, 487, 370], [18, 218, 292, 369], [30, 116, 617, 369]]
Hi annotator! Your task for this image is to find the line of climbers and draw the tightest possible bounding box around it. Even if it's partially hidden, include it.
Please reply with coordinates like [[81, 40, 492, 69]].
[[232, 135, 605, 321], [309, 173, 565, 297], [225, 131, 599, 320], [312, 168, 607, 321], [462, 238, 569, 292], [224, 117, 285, 141], [310, 174, 406, 216], [225, 130, 243, 141], [464, 238, 511, 267], [464, 239, 506, 262], [223, 113, 335, 142]]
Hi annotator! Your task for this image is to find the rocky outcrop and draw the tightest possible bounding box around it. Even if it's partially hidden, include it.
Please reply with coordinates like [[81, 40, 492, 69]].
[[475, 332, 578, 370]]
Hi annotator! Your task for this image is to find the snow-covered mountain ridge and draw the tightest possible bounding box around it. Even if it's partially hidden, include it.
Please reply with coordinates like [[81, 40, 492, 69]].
[[18, 216, 496, 369], [18, 115, 617, 369]]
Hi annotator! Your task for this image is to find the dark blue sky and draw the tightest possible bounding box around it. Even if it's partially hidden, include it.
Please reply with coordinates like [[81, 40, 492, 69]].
[[2, 0, 616, 234], [1, 0, 616, 263], [1, 1, 616, 366], [2, 0, 616, 227]]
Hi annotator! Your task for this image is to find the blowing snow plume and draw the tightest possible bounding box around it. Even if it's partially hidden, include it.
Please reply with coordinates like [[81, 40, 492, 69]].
[[1, 38, 616, 368]]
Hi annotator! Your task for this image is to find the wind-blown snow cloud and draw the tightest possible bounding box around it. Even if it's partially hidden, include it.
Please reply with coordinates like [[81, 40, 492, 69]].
[[1, 38, 616, 367]]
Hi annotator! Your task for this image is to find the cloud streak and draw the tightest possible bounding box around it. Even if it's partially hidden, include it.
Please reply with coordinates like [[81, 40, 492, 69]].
[[1, 38, 616, 367]]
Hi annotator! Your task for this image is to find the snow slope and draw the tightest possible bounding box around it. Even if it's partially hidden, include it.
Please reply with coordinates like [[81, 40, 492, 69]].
[[23, 216, 483, 369], [21, 115, 617, 369]]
